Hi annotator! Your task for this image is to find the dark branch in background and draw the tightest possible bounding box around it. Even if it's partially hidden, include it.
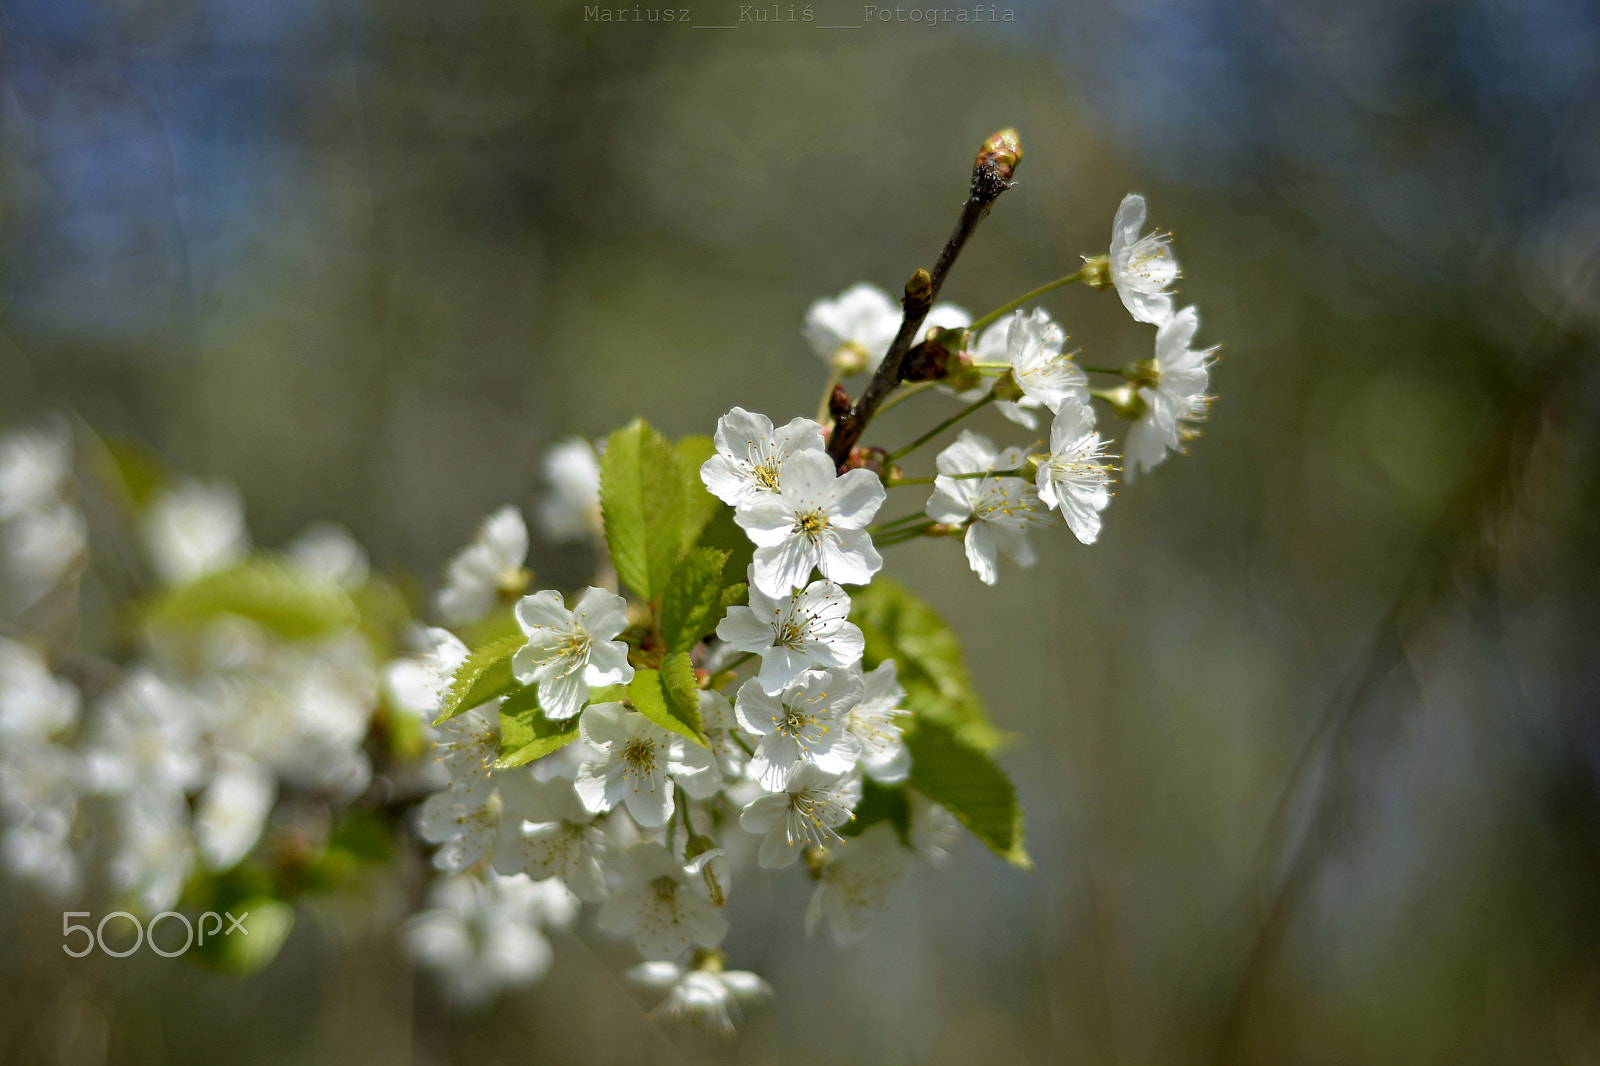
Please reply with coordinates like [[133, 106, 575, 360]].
[[825, 129, 1020, 469]]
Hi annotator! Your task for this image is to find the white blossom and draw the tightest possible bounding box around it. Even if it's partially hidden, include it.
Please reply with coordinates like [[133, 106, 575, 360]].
[[1037, 397, 1114, 544], [511, 587, 634, 721], [715, 578, 864, 694], [803, 283, 969, 375], [1123, 305, 1215, 478], [142, 478, 250, 586], [597, 842, 728, 960], [105, 791, 195, 915], [735, 451, 885, 597], [698, 689, 749, 779], [734, 668, 863, 792], [286, 522, 370, 590], [430, 704, 501, 804], [923, 431, 1058, 586], [436, 506, 529, 625], [383, 626, 470, 727], [404, 872, 576, 1006], [804, 822, 913, 945], [80, 671, 205, 802], [192, 751, 276, 871], [739, 764, 861, 868], [1004, 307, 1089, 415], [0, 738, 81, 897], [944, 318, 1045, 428], [573, 702, 716, 828], [537, 438, 602, 544], [849, 661, 910, 784], [1108, 193, 1180, 326], [0, 420, 73, 521], [626, 959, 772, 1034], [491, 775, 611, 902], [418, 789, 504, 873], [0, 638, 80, 741], [2, 503, 87, 610], [699, 407, 826, 510]]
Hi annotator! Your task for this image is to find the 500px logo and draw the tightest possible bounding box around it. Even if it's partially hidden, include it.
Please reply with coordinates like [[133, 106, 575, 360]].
[[62, 910, 249, 958]]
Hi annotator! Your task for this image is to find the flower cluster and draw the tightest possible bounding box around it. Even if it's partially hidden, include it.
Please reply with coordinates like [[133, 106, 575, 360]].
[[1, 129, 1221, 1037]]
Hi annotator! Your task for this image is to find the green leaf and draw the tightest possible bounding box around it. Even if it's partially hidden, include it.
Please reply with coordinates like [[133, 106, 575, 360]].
[[659, 547, 731, 652], [907, 719, 1029, 867], [497, 686, 581, 767], [658, 652, 704, 734], [600, 419, 689, 601], [142, 557, 359, 640], [839, 778, 911, 845], [675, 435, 721, 550], [190, 897, 296, 974], [849, 576, 1006, 752], [436, 635, 526, 724], [627, 668, 707, 747], [719, 582, 748, 611]]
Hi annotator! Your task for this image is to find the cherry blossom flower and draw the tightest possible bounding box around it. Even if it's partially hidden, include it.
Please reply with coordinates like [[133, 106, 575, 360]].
[[734, 668, 863, 791], [924, 431, 1058, 585], [805, 822, 913, 945], [1005, 308, 1088, 414], [511, 587, 634, 721], [192, 750, 275, 871], [849, 661, 910, 784], [734, 451, 885, 597], [573, 702, 717, 828], [597, 842, 728, 960], [1123, 305, 1215, 478], [491, 775, 611, 902], [626, 956, 772, 1034], [404, 872, 576, 1006], [1108, 193, 1180, 326], [1036, 397, 1115, 544], [436, 506, 530, 625], [699, 407, 826, 509], [739, 764, 862, 868], [715, 578, 864, 694], [537, 438, 602, 544], [142, 478, 250, 586]]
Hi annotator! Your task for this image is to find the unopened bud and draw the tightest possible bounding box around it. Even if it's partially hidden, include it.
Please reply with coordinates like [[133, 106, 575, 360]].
[[943, 353, 983, 394], [829, 384, 852, 421], [901, 337, 959, 382], [977, 128, 1022, 182], [1080, 254, 1113, 289], [991, 369, 1025, 402], [843, 446, 888, 477], [903, 268, 933, 312]]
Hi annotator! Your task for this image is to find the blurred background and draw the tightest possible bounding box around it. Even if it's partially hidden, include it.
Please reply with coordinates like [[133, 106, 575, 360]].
[[3, 0, 1600, 1063]]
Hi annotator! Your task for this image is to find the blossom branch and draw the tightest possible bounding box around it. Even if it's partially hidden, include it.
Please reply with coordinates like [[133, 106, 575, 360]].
[[826, 129, 1021, 468]]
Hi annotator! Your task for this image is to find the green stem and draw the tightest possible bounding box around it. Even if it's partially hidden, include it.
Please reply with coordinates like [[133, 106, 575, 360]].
[[721, 651, 757, 675], [868, 512, 936, 534], [876, 381, 937, 416], [884, 476, 936, 487], [1079, 364, 1125, 376], [886, 394, 996, 462], [875, 520, 940, 546], [968, 267, 1088, 334]]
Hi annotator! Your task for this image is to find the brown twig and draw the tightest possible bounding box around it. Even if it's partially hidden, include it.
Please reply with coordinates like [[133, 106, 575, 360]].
[[826, 129, 1021, 468]]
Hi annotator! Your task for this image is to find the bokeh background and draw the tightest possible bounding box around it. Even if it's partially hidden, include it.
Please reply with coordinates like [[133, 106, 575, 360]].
[[4, 0, 1600, 1063]]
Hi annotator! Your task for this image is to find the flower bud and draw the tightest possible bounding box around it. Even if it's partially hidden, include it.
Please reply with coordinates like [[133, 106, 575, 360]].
[[976, 128, 1022, 182], [828, 384, 852, 421], [903, 268, 933, 313], [842, 446, 888, 477]]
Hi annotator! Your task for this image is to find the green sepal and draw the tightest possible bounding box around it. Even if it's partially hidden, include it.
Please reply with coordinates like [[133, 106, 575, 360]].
[[627, 667, 708, 747], [496, 685, 581, 767], [435, 634, 526, 724], [659, 547, 731, 652], [907, 719, 1029, 868]]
